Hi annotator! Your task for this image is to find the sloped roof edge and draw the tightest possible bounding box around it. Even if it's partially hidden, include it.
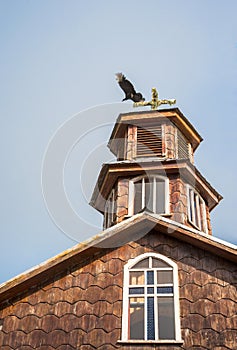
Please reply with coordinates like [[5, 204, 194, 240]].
[[0, 213, 236, 304]]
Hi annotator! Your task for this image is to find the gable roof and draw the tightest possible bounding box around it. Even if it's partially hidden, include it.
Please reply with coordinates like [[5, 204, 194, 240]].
[[0, 212, 236, 305]]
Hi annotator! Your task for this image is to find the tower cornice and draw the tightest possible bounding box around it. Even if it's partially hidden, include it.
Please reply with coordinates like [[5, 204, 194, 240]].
[[90, 159, 222, 214]]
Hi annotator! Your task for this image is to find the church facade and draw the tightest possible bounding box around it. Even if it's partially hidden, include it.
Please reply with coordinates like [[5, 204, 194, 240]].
[[0, 108, 236, 349]]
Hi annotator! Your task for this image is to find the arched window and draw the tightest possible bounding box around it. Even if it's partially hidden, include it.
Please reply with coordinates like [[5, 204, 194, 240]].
[[187, 185, 208, 233], [128, 175, 169, 216], [121, 253, 182, 343]]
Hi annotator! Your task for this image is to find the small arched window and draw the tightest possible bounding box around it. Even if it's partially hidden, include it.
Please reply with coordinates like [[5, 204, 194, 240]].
[[121, 253, 182, 343], [128, 175, 169, 216]]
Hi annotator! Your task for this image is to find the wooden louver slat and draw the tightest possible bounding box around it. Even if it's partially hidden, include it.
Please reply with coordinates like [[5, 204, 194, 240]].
[[177, 128, 189, 159], [137, 125, 163, 157]]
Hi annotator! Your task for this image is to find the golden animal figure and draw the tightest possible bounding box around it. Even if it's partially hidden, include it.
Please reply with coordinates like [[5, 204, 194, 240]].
[[134, 87, 176, 110]]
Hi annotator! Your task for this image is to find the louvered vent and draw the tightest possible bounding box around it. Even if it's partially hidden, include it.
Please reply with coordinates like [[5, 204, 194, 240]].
[[137, 125, 163, 157], [177, 128, 189, 159]]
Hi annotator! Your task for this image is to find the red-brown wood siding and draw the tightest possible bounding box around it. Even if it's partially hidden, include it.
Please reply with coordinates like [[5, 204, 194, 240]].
[[0, 231, 236, 349]]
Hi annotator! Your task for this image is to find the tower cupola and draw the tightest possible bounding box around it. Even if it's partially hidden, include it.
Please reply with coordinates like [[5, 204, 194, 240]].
[[108, 108, 202, 162], [90, 108, 222, 235]]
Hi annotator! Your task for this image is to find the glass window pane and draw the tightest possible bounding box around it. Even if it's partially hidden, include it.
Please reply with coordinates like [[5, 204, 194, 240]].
[[145, 178, 153, 211], [129, 297, 144, 340], [129, 271, 144, 285], [189, 188, 194, 223], [194, 193, 198, 226], [157, 286, 173, 294], [129, 287, 144, 295], [147, 271, 154, 285], [134, 180, 142, 214], [147, 297, 155, 340], [147, 287, 154, 294], [152, 258, 169, 268], [133, 258, 149, 268], [156, 179, 165, 213], [157, 297, 175, 339], [157, 270, 173, 284]]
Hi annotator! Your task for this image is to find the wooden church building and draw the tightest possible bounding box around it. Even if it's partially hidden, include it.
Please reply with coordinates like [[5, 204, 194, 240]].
[[0, 107, 236, 349]]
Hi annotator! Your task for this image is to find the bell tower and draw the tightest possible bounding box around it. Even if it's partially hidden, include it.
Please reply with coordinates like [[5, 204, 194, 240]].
[[90, 107, 222, 236]]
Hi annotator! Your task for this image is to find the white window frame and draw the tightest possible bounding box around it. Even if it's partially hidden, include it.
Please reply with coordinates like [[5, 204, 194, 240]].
[[121, 252, 182, 343], [104, 188, 116, 229], [128, 175, 169, 216], [187, 185, 208, 234]]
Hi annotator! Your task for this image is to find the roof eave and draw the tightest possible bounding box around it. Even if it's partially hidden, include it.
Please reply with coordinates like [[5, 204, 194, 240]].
[[0, 212, 236, 305]]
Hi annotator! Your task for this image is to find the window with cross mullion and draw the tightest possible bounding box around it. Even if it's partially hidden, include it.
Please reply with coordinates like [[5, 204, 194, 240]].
[[122, 253, 181, 342]]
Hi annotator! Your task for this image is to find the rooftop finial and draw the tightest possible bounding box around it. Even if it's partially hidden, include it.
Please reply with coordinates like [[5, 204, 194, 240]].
[[134, 87, 176, 110]]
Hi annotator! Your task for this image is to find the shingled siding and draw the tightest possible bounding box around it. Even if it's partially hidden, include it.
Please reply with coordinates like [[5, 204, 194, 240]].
[[0, 231, 236, 349], [116, 178, 129, 224], [169, 175, 187, 226]]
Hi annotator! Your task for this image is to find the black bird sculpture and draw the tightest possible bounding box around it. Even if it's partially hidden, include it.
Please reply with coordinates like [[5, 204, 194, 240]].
[[115, 73, 145, 102]]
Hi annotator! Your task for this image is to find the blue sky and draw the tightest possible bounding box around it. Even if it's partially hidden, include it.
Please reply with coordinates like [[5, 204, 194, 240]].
[[0, 1, 237, 284]]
